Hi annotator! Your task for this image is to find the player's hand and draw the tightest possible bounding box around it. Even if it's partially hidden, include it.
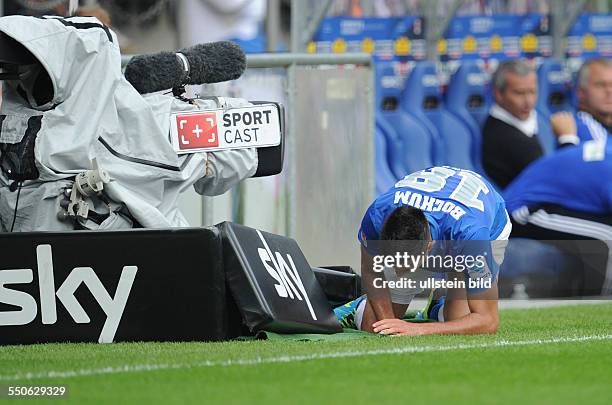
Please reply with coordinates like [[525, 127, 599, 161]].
[[550, 112, 577, 136], [372, 318, 427, 336]]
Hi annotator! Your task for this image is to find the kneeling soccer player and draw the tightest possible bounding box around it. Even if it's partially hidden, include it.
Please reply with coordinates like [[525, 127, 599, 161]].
[[335, 166, 511, 335]]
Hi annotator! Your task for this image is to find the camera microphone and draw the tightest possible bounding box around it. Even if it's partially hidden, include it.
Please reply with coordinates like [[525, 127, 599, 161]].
[[124, 41, 246, 94]]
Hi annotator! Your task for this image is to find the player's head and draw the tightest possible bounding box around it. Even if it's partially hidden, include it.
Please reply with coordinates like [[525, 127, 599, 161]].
[[381, 205, 430, 241], [492, 59, 537, 121], [380, 205, 432, 272], [577, 58, 612, 123]]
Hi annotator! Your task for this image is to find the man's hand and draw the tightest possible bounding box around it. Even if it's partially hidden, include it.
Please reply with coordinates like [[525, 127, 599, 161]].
[[371, 295, 499, 336], [372, 318, 429, 336], [550, 112, 577, 136]]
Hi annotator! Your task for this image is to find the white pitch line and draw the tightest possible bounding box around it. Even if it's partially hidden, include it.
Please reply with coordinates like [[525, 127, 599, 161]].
[[1, 334, 611, 382]]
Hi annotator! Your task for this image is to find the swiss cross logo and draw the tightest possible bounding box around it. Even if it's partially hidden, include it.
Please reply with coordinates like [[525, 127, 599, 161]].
[[175, 113, 219, 149]]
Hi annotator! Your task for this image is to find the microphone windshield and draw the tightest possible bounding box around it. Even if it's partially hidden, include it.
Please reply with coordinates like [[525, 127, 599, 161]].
[[124, 41, 246, 94]]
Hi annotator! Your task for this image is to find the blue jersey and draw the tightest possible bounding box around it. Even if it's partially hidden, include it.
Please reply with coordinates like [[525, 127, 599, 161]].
[[504, 139, 612, 215], [576, 111, 610, 143], [359, 166, 510, 244], [359, 167, 511, 288]]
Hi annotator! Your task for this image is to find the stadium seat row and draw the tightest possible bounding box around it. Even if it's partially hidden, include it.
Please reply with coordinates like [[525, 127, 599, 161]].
[[375, 59, 575, 194]]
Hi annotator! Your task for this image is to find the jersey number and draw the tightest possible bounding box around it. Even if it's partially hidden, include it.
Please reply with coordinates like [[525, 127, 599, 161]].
[[395, 167, 490, 212]]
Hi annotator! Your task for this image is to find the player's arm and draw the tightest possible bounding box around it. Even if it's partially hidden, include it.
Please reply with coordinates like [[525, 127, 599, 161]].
[[412, 285, 499, 335], [371, 284, 499, 336], [373, 234, 501, 336], [360, 245, 396, 325], [358, 205, 398, 328]]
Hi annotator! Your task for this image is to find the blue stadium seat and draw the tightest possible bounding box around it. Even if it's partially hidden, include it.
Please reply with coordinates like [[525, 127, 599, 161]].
[[400, 61, 475, 171], [535, 59, 571, 153], [500, 238, 578, 297], [569, 70, 579, 110], [536, 111, 557, 155], [501, 238, 568, 278], [537, 59, 573, 117], [375, 61, 435, 177], [375, 120, 399, 195], [446, 61, 491, 174]]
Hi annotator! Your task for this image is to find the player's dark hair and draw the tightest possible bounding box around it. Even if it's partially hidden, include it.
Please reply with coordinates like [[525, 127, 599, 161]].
[[380, 205, 429, 241], [379, 205, 430, 270]]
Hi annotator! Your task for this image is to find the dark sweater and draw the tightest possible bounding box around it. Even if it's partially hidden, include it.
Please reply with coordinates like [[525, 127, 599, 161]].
[[482, 115, 544, 190]]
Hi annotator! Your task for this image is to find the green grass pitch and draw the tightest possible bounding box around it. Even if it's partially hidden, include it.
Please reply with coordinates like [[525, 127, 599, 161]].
[[1, 303, 611, 405]]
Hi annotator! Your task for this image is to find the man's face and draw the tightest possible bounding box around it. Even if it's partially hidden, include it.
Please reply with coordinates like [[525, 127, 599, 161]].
[[495, 71, 537, 121], [579, 63, 612, 117]]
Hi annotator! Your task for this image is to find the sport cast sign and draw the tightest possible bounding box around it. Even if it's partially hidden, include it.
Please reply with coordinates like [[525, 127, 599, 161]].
[[170, 104, 282, 154]]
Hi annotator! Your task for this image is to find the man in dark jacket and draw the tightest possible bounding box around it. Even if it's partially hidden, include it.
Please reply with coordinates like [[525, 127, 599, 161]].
[[482, 60, 545, 189]]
